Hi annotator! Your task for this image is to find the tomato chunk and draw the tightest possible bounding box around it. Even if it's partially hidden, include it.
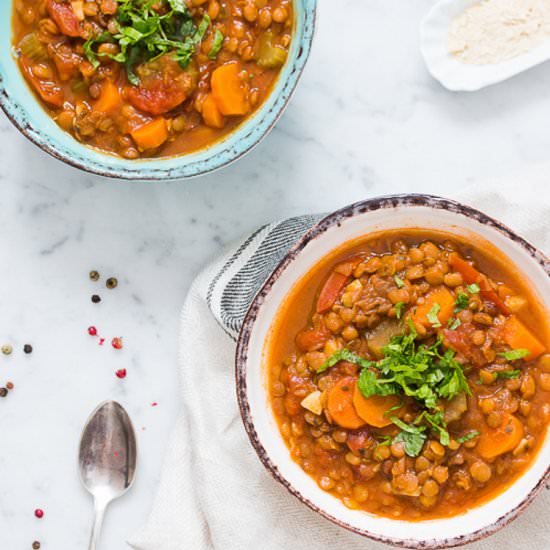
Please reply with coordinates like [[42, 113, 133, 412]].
[[46, 0, 82, 37], [127, 55, 197, 115], [20, 57, 64, 107]]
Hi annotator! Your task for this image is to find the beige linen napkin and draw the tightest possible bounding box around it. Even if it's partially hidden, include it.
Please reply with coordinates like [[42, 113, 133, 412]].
[[130, 174, 550, 550]]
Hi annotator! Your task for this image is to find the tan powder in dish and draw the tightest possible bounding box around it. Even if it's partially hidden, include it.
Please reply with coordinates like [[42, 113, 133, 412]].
[[448, 0, 550, 65]]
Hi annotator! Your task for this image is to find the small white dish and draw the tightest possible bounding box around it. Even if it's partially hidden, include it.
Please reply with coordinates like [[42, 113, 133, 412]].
[[420, 0, 550, 91]]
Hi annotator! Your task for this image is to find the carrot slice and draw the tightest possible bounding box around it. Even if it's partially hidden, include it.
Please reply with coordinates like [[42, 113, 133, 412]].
[[449, 254, 510, 315], [94, 80, 122, 114], [410, 286, 455, 328], [131, 118, 168, 151], [477, 413, 524, 459], [502, 315, 545, 359], [353, 386, 402, 428], [211, 62, 250, 116], [202, 94, 225, 129], [327, 378, 365, 429], [295, 324, 330, 352]]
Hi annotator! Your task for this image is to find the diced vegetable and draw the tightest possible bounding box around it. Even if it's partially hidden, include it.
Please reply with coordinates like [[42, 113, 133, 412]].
[[71, 1, 85, 20], [257, 31, 288, 68], [202, 94, 225, 129], [300, 390, 323, 416], [18, 33, 48, 62], [326, 378, 365, 429], [295, 325, 330, 352], [211, 62, 250, 116], [46, 0, 82, 37], [449, 254, 510, 315], [316, 259, 361, 314], [367, 319, 403, 359], [94, 80, 122, 114], [20, 57, 64, 107], [502, 316, 545, 359], [477, 413, 524, 459], [442, 322, 488, 367], [131, 118, 169, 151], [353, 386, 402, 428], [410, 287, 455, 328], [443, 392, 468, 424]]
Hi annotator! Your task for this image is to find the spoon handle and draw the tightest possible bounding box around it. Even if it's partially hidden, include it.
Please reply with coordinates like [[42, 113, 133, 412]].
[[88, 498, 108, 550]]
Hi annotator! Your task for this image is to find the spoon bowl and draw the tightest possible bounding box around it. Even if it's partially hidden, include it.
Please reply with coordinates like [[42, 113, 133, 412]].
[[79, 401, 137, 550]]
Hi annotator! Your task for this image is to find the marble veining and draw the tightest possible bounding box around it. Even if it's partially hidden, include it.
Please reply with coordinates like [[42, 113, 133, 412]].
[[2, 0, 550, 548]]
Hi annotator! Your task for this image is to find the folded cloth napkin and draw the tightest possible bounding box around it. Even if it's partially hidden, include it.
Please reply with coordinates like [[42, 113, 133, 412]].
[[130, 178, 550, 550]]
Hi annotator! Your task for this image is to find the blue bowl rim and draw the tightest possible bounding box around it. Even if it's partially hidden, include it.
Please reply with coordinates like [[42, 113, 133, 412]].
[[0, 0, 317, 181]]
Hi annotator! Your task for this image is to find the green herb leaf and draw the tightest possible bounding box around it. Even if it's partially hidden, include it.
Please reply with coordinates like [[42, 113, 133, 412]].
[[427, 303, 441, 328], [456, 430, 480, 444], [467, 283, 480, 294], [498, 349, 530, 361], [495, 369, 521, 380], [395, 301, 405, 320], [208, 28, 224, 59], [454, 292, 469, 312], [316, 348, 372, 374], [168, 0, 189, 14], [394, 275, 405, 288], [448, 318, 462, 330], [391, 418, 427, 457]]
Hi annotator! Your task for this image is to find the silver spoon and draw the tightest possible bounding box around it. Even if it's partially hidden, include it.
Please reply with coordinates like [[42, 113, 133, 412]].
[[79, 400, 138, 550]]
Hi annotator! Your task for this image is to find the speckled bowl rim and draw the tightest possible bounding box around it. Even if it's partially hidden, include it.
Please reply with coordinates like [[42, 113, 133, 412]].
[[235, 194, 550, 549], [0, 0, 316, 181]]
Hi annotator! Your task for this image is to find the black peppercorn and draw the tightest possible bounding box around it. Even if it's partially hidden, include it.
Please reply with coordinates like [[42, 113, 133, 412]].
[[23, 344, 33, 354], [106, 277, 118, 289], [0, 388, 7, 397], [89, 270, 100, 281], [91, 294, 101, 304], [32, 542, 41, 550]]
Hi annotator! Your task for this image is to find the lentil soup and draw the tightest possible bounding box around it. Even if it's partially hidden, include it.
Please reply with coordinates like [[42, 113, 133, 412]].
[[11, 0, 293, 159], [266, 230, 550, 520]]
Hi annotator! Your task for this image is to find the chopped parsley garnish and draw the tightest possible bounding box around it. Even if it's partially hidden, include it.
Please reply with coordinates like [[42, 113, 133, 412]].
[[454, 292, 469, 312], [448, 318, 462, 331], [498, 349, 530, 361], [319, 324, 471, 456], [426, 303, 441, 327], [395, 301, 406, 319], [83, 0, 219, 85], [394, 274, 405, 288], [467, 283, 480, 294], [456, 430, 480, 444], [495, 369, 521, 379]]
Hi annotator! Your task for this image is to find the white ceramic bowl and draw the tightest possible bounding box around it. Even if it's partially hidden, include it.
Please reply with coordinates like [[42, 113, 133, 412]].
[[236, 194, 550, 548]]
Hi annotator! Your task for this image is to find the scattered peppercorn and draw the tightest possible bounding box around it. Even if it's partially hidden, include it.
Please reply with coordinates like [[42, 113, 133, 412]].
[[6, 382, 13, 390], [1, 344, 13, 355], [0, 388, 7, 397], [91, 295, 101, 304], [32, 542, 41, 550], [89, 270, 100, 281], [106, 277, 118, 289], [88, 326, 98, 336], [99, 338, 105, 346], [111, 337, 123, 350], [115, 368, 127, 379], [23, 344, 33, 354], [34, 509, 44, 519]]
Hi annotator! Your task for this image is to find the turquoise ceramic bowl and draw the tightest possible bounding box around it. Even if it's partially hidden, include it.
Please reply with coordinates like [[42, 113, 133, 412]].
[[0, 1, 316, 180]]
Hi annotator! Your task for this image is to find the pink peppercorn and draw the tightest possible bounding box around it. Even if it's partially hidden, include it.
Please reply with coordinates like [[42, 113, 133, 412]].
[[34, 509, 44, 519], [88, 326, 98, 336], [115, 369, 127, 379], [112, 337, 123, 350]]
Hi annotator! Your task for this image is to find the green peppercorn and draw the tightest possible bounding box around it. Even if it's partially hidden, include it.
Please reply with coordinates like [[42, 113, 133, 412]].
[[106, 277, 118, 289], [0, 388, 7, 397], [1, 344, 12, 355], [91, 294, 101, 304], [89, 270, 100, 281]]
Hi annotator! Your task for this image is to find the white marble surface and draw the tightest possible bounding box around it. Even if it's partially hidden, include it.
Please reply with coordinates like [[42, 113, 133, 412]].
[[2, 0, 550, 548]]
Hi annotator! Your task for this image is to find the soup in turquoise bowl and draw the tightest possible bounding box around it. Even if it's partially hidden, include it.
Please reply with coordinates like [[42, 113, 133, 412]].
[[0, 0, 316, 180]]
